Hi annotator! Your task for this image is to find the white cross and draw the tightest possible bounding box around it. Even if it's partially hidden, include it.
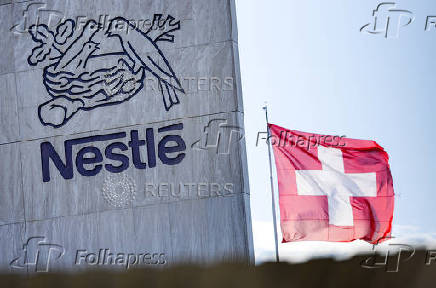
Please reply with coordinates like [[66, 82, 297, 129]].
[[295, 146, 377, 226]]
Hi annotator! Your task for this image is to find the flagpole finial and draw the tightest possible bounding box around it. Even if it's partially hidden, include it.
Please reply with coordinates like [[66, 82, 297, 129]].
[[262, 101, 268, 111]]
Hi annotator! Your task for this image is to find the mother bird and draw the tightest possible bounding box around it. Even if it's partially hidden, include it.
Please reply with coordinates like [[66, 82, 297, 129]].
[[105, 16, 184, 111]]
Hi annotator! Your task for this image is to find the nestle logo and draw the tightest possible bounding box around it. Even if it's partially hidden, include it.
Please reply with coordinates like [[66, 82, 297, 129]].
[[41, 123, 186, 182]]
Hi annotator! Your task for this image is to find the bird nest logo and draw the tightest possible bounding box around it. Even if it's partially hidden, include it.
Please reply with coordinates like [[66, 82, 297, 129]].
[[27, 15, 185, 128], [102, 173, 136, 208]]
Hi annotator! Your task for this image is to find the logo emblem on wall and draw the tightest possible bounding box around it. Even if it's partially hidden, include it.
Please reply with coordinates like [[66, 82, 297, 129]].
[[102, 173, 136, 208], [27, 15, 184, 128], [10, 237, 64, 272], [191, 119, 245, 155]]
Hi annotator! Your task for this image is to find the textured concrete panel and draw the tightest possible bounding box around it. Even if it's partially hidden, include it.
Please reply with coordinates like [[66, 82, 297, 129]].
[[0, 3, 13, 75], [22, 207, 171, 271], [168, 194, 251, 263], [14, 42, 240, 140], [16, 68, 92, 140], [21, 112, 247, 220], [11, 0, 236, 75], [0, 1, 12, 7], [133, 204, 172, 266], [0, 223, 25, 273], [20, 137, 99, 220], [0, 143, 24, 225], [22, 206, 172, 271], [23, 214, 99, 271], [0, 0, 252, 272], [0, 73, 19, 144]]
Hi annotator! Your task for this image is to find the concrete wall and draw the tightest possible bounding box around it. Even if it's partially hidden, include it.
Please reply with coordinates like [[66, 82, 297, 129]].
[[0, 0, 253, 272]]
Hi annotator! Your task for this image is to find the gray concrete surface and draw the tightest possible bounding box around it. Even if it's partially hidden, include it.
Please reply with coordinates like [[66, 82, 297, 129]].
[[0, 0, 253, 272]]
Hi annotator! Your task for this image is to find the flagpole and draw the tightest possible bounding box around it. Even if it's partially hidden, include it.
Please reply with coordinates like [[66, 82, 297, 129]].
[[263, 104, 280, 263]]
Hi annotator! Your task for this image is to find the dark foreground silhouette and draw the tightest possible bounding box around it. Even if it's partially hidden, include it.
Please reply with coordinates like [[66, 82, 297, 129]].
[[2, 250, 436, 287]]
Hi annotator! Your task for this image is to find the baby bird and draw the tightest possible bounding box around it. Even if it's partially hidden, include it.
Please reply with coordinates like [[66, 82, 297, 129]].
[[55, 20, 100, 72], [74, 41, 100, 71]]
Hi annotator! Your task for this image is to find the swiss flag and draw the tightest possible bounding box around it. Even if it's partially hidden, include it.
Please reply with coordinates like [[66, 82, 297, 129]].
[[268, 124, 394, 244]]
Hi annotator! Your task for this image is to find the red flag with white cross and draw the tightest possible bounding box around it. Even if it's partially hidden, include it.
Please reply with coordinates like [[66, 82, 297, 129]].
[[268, 123, 394, 244]]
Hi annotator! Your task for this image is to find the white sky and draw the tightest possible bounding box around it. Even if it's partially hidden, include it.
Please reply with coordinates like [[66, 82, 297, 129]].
[[235, 0, 436, 263]]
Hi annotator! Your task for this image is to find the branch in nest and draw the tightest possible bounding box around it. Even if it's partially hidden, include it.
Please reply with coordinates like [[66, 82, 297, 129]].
[[146, 14, 181, 43]]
